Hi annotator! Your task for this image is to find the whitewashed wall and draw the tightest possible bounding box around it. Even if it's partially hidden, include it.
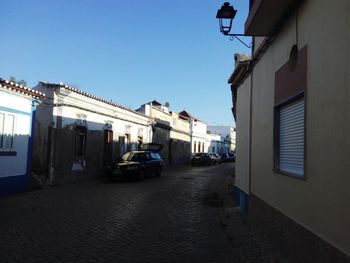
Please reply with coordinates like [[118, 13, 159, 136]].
[[52, 88, 153, 144], [191, 120, 207, 153], [205, 133, 221, 153], [0, 89, 32, 177]]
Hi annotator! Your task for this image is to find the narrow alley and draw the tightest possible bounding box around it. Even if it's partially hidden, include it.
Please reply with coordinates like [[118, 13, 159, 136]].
[[0, 163, 280, 263]]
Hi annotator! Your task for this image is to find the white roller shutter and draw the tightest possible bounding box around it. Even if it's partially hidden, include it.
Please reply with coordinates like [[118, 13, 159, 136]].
[[279, 99, 304, 176]]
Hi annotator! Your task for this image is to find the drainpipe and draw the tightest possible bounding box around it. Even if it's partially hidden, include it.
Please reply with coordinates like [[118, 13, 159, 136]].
[[248, 66, 253, 195]]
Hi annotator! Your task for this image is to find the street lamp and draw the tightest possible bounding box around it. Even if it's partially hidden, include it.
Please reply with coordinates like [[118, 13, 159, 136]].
[[216, 2, 252, 48]]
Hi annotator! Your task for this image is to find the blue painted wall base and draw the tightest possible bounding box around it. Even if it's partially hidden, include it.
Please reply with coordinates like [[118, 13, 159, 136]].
[[233, 186, 249, 213], [0, 174, 30, 197]]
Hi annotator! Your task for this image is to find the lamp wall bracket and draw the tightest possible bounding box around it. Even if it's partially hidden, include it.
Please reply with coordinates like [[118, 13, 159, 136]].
[[225, 33, 252, 48]]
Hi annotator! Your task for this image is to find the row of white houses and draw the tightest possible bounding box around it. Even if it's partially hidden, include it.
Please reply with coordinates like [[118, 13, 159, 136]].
[[0, 79, 236, 195], [0, 79, 45, 196]]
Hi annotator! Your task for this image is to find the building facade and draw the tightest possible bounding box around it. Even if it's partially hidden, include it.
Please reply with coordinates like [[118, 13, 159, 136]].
[[33, 82, 153, 185], [0, 79, 45, 196], [205, 133, 222, 154], [229, 0, 350, 261], [178, 111, 208, 155], [229, 55, 251, 214], [137, 101, 191, 165], [207, 125, 236, 153]]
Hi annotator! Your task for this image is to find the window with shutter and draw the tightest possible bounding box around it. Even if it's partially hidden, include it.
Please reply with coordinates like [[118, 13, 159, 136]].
[[274, 97, 305, 177], [274, 46, 307, 178]]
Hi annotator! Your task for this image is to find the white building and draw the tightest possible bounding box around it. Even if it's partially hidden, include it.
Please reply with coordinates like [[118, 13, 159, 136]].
[[178, 111, 207, 155], [137, 101, 191, 165], [205, 133, 222, 154], [0, 79, 45, 196], [33, 82, 153, 185], [207, 125, 236, 153]]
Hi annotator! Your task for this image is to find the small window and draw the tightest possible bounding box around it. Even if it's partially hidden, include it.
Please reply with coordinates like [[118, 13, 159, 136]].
[[6, 115, 15, 149], [105, 130, 113, 143], [125, 134, 131, 152], [194, 141, 196, 153], [137, 136, 143, 150], [198, 142, 201, 153], [0, 112, 15, 150], [74, 126, 87, 157], [274, 97, 305, 177]]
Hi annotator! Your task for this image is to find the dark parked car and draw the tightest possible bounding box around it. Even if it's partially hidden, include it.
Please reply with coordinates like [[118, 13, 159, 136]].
[[191, 153, 214, 166], [228, 153, 236, 162], [220, 153, 230, 163], [107, 143, 164, 180], [209, 153, 221, 164]]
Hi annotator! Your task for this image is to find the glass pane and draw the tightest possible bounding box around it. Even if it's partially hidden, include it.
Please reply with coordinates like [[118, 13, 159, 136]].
[[5, 115, 15, 149], [0, 113, 4, 148], [131, 153, 144, 162]]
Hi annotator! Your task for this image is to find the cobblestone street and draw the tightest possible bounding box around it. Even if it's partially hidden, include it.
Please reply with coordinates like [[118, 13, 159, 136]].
[[0, 163, 281, 263]]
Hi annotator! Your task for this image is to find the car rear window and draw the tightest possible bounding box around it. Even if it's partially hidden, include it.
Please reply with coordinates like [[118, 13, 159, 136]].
[[150, 152, 161, 160], [130, 153, 145, 162]]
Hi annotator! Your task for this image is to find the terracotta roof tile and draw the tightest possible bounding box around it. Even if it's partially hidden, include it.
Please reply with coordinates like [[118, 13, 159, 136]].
[[39, 82, 147, 117], [0, 79, 45, 99]]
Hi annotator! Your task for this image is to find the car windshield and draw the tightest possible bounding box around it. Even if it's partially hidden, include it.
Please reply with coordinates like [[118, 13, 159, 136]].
[[121, 152, 145, 161]]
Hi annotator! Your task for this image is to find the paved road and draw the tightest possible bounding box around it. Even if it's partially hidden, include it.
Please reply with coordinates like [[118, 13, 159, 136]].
[[0, 163, 238, 263]]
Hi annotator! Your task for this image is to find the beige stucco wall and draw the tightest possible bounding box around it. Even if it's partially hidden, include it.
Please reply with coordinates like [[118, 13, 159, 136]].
[[250, 0, 350, 255], [170, 112, 190, 142], [149, 107, 190, 142], [235, 77, 251, 194], [149, 105, 172, 122], [253, 37, 265, 52]]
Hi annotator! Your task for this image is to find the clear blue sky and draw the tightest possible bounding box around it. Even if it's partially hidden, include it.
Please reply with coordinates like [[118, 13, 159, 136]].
[[0, 0, 250, 126]]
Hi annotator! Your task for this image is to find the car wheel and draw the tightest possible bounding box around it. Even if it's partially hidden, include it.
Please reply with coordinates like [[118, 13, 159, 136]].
[[138, 169, 145, 181], [155, 167, 162, 177]]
